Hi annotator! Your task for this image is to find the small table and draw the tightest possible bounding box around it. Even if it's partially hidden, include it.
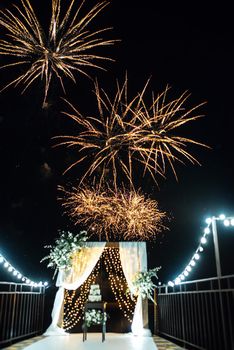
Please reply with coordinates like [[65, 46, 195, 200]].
[[83, 301, 107, 342]]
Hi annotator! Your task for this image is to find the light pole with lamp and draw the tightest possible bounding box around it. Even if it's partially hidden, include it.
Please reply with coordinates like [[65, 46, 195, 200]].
[[210, 214, 234, 278]]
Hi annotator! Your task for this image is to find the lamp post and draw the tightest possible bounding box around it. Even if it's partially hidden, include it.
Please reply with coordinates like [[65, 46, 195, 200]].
[[211, 216, 222, 278], [211, 215, 234, 278]]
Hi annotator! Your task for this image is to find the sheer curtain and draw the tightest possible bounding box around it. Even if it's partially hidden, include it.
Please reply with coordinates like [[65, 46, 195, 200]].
[[44, 242, 106, 336], [119, 242, 151, 336]]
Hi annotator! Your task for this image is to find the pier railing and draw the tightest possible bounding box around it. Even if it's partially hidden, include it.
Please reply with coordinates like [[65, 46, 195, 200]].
[[155, 275, 234, 350], [0, 282, 45, 348]]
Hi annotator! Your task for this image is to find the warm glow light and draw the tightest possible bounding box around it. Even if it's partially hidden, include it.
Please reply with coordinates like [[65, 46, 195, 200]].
[[54, 77, 208, 187], [63, 247, 136, 330], [0, 0, 116, 105]]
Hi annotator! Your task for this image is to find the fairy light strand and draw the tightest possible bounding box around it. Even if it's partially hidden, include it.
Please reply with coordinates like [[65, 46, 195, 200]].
[[102, 247, 136, 323], [0, 251, 48, 287], [167, 214, 234, 287], [63, 247, 136, 330], [63, 261, 100, 330]]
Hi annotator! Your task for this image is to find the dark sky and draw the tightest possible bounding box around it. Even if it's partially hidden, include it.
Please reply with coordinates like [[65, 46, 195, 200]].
[[0, 0, 234, 285]]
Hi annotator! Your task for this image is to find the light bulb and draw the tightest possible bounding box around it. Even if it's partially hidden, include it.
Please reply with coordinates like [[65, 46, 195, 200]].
[[184, 271, 189, 276], [168, 281, 174, 287], [175, 278, 181, 285], [190, 260, 196, 266], [180, 274, 185, 280], [194, 253, 200, 260], [201, 237, 207, 244], [224, 219, 230, 227], [13, 270, 18, 276], [199, 246, 204, 252], [231, 219, 234, 226], [219, 214, 225, 220], [0, 256, 4, 263], [8, 266, 13, 272], [4, 262, 9, 268], [204, 227, 210, 234], [205, 218, 212, 224]]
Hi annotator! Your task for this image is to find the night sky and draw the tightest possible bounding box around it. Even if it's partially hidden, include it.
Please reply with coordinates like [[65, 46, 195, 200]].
[[0, 0, 234, 286]]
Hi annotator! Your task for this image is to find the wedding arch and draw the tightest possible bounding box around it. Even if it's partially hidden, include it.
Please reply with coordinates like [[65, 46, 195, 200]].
[[44, 242, 151, 337]]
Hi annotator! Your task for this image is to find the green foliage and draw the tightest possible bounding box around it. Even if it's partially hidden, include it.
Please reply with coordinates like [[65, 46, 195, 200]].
[[130, 267, 161, 303], [40, 230, 88, 277]]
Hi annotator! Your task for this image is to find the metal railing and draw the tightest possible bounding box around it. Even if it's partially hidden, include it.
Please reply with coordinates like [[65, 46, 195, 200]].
[[155, 275, 234, 350], [0, 282, 45, 348]]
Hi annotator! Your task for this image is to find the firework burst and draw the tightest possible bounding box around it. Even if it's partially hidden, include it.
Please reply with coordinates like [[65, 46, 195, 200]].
[[0, 0, 116, 105], [54, 76, 208, 187], [58, 184, 168, 241]]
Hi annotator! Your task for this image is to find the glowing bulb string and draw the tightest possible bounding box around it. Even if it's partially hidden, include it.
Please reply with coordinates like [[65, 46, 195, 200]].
[[167, 214, 234, 287], [102, 247, 136, 323], [0, 251, 48, 287], [63, 247, 136, 330], [63, 261, 100, 330]]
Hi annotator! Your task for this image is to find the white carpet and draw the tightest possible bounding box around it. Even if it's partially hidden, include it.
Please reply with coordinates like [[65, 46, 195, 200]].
[[23, 333, 158, 350]]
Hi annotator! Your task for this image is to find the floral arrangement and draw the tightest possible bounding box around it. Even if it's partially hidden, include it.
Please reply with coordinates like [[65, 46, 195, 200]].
[[83, 309, 108, 327], [130, 267, 161, 303], [40, 230, 88, 277]]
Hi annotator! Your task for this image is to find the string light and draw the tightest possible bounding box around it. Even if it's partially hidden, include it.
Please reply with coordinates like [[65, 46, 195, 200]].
[[167, 214, 234, 287], [0, 251, 48, 287], [63, 246, 136, 330], [102, 247, 136, 323], [63, 261, 100, 331]]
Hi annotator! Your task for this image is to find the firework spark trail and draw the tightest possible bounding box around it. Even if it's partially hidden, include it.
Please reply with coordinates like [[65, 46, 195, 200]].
[[54, 76, 208, 187], [58, 184, 167, 241], [0, 0, 116, 105]]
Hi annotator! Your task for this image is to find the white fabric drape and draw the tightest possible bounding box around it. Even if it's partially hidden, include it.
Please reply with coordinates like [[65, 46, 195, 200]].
[[44, 242, 106, 336], [119, 242, 151, 336]]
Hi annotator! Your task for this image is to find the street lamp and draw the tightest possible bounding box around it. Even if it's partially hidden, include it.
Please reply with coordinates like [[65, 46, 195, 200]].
[[211, 216, 222, 278], [210, 215, 234, 278]]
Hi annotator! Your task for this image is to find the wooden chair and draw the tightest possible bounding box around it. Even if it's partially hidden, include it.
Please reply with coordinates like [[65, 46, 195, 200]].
[[83, 301, 107, 342]]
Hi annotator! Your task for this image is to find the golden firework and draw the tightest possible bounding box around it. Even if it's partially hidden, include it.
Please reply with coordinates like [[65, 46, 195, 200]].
[[112, 189, 167, 240], [58, 184, 167, 241], [54, 76, 208, 186], [0, 0, 116, 105]]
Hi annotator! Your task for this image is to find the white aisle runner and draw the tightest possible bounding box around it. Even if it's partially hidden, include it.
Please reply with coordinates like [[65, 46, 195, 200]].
[[23, 333, 158, 350]]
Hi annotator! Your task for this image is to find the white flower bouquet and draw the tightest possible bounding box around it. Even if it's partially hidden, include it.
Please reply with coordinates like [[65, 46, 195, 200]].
[[40, 230, 87, 277], [130, 267, 161, 303], [84, 309, 108, 327]]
